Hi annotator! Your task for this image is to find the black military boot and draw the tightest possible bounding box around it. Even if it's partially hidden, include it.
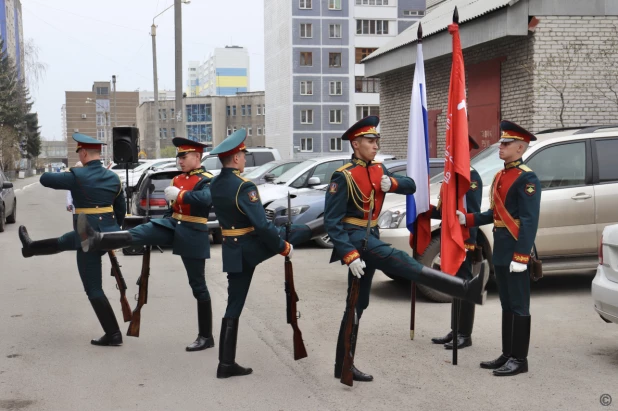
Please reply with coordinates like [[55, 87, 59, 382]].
[[186, 300, 215, 352], [480, 311, 513, 369], [333, 313, 373, 382], [445, 301, 475, 349], [419, 265, 487, 305], [19, 226, 62, 258], [305, 217, 327, 239], [89, 295, 122, 346], [493, 315, 530, 376], [77, 213, 133, 252], [216, 318, 253, 379]]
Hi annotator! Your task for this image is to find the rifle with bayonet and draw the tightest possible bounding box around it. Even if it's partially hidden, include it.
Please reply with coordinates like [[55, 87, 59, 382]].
[[341, 190, 374, 387], [108, 250, 132, 322], [285, 192, 308, 360]]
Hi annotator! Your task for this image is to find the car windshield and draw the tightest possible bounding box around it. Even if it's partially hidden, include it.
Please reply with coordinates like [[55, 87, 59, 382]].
[[243, 162, 277, 179], [132, 162, 156, 173], [429, 145, 503, 185], [202, 156, 222, 170], [273, 160, 317, 184]]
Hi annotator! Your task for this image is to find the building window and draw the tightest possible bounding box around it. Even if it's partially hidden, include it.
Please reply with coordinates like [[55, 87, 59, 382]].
[[232, 106, 237, 116], [300, 80, 313, 95], [329, 109, 342, 124], [227, 127, 232, 136], [247, 105, 252, 116], [329, 81, 342, 95], [171, 108, 175, 121], [356, 19, 389, 35], [248, 127, 252, 136], [300, 137, 313, 152], [226, 106, 231, 116], [159, 108, 167, 120], [241, 105, 246, 116], [186, 104, 212, 122], [356, 0, 389, 4], [403, 10, 425, 16], [233, 127, 237, 132], [355, 48, 377, 64], [96, 87, 109, 96], [263, 126, 266, 135], [300, 109, 313, 124], [257, 104, 262, 115], [330, 137, 342, 151], [159, 128, 168, 139], [96, 113, 107, 126], [329, 52, 342, 68], [171, 128, 176, 138], [328, 0, 341, 10], [186, 124, 212, 143], [329, 24, 342, 39], [356, 105, 380, 121], [263, 104, 266, 115], [96, 128, 105, 139], [300, 52, 313, 66], [257, 127, 263, 136], [300, 23, 312, 38], [299, 0, 312, 9], [355, 76, 380, 93]]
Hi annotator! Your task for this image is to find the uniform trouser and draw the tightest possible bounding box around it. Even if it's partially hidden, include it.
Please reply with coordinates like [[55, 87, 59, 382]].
[[224, 264, 257, 318], [128, 222, 210, 301], [494, 265, 530, 316]]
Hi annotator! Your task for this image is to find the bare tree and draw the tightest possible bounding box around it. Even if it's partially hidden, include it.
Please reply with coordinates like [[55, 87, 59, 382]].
[[23, 38, 47, 93], [594, 24, 618, 112]]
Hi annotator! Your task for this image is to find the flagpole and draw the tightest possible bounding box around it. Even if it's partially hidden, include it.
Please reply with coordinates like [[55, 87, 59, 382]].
[[409, 22, 423, 341]]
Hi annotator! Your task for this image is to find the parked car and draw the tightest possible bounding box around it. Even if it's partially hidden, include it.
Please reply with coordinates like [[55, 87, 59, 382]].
[[129, 167, 222, 245], [242, 159, 303, 185], [379, 125, 618, 302], [202, 146, 282, 176], [265, 158, 441, 248], [256, 154, 396, 208], [592, 223, 618, 325], [0, 170, 16, 232]]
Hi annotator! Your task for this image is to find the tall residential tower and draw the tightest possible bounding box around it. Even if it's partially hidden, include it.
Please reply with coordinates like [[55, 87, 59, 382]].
[[187, 46, 250, 97]]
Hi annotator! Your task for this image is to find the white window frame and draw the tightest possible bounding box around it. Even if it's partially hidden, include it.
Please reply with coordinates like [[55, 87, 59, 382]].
[[329, 52, 342, 68], [356, 19, 390, 35], [300, 80, 313, 96], [257, 127, 263, 136], [356, 105, 380, 121], [356, 0, 389, 5], [227, 127, 232, 136], [330, 137, 342, 151], [300, 23, 312, 38], [299, 0, 312, 9], [329, 81, 342, 95], [248, 127, 252, 136], [403, 10, 425, 16], [300, 109, 314, 124], [96, 128, 105, 139], [329, 109, 342, 124], [159, 128, 167, 139], [257, 104, 262, 115], [300, 137, 313, 152], [328, 0, 341, 10], [329, 24, 342, 39]]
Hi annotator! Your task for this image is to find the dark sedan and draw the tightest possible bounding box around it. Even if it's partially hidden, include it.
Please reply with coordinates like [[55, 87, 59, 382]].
[[0, 170, 16, 232]]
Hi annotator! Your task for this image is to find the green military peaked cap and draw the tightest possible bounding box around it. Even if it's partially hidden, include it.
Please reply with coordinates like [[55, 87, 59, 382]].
[[73, 132, 105, 153], [209, 129, 249, 158]]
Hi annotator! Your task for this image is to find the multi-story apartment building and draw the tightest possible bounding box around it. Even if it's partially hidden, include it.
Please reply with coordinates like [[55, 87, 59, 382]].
[[264, 0, 424, 159], [64, 82, 139, 166], [136, 91, 266, 158], [186, 46, 250, 97], [138, 90, 176, 105], [0, 0, 24, 79]]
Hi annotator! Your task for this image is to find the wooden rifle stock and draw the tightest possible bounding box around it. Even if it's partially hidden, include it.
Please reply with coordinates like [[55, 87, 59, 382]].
[[285, 257, 308, 360], [108, 250, 132, 322], [127, 245, 151, 337], [340, 277, 360, 387]]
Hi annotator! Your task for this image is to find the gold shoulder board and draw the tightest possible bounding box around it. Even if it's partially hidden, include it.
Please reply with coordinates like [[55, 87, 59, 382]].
[[519, 164, 532, 172], [336, 163, 353, 172], [202, 172, 214, 178]]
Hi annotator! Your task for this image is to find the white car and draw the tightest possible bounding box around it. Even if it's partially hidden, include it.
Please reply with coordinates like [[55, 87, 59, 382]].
[[118, 158, 177, 188], [255, 154, 395, 207], [592, 224, 618, 324]]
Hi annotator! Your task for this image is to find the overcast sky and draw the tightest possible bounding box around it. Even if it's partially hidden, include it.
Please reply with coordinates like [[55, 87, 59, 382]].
[[22, 0, 265, 140]]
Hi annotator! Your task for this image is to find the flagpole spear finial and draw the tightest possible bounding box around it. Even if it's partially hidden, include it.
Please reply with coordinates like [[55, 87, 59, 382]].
[[453, 6, 459, 24], [417, 22, 423, 42]]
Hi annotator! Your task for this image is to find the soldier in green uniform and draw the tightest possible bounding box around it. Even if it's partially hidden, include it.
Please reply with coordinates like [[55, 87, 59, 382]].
[[431, 136, 484, 349], [77, 137, 217, 352], [459, 120, 541, 376], [18, 133, 128, 346], [208, 129, 324, 379], [325, 116, 487, 383]]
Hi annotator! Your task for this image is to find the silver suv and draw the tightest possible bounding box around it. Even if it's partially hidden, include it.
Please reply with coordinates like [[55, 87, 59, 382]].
[[378, 125, 618, 301]]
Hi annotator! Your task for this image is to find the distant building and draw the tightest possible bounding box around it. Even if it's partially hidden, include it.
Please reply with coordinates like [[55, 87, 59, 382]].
[[138, 90, 176, 105], [39, 140, 68, 166], [186, 46, 250, 97], [0, 0, 24, 79]]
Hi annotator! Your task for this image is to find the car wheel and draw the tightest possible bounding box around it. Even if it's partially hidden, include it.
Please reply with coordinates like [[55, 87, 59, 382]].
[[0, 205, 5, 232], [212, 228, 223, 245], [416, 236, 453, 303], [6, 199, 16, 224], [314, 233, 333, 249]]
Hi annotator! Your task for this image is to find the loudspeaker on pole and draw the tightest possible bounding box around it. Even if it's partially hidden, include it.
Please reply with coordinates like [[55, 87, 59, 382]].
[[113, 127, 140, 164]]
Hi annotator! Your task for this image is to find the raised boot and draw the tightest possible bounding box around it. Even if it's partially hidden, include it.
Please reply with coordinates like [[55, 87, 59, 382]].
[[493, 315, 530, 376], [19, 226, 61, 258], [333, 313, 373, 382], [186, 300, 215, 352], [419, 263, 487, 305], [77, 213, 133, 252], [445, 301, 475, 349], [216, 318, 252, 378], [89, 295, 122, 346], [480, 311, 513, 369]]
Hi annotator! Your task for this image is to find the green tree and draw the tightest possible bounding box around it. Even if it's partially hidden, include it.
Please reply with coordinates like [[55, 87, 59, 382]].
[[160, 145, 177, 158], [24, 112, 41, 158]]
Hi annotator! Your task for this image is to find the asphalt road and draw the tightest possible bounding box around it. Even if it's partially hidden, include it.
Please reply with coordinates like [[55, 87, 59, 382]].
[[1, 180, 617, 410]]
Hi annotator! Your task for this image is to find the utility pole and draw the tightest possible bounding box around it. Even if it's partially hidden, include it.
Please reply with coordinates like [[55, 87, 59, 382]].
[[151, 24, 161, 158], [112, 75, 117, 126], [174, 0, 184, 138]]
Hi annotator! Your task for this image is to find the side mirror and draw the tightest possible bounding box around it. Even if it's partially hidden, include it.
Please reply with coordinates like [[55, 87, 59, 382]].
[[2, 182, 13, 189], [307, 176, 321, 186], [273, 215, 287, 226], [264, 173, 276, 182]]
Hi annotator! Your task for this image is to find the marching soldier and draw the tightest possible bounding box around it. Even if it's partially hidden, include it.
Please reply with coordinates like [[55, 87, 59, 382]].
[[458, 120, 541, 376], [325, 116, 486, 383], [18, 133, 127, 346], [78, 137, 217, 352], [208, 129, 324, 379], [430, 136, 483, 349]]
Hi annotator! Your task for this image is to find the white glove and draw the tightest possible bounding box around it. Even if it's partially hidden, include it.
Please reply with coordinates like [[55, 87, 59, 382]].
[[456, 210, 466, 225], [164, 186, 181, 202], [349, 259, 366, 278], [510, 261, 527, 273], [287, 244, 294, 259], [380, 175, 392, 192]]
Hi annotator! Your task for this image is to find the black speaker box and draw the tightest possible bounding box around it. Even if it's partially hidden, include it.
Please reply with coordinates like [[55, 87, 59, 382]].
[[113, 127, 139, 164]]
